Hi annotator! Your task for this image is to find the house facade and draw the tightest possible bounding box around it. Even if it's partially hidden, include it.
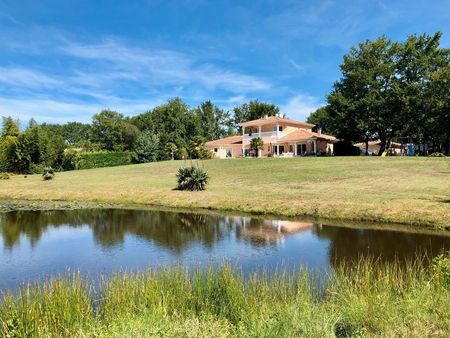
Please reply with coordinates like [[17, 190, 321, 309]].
[[206, 114, 337, 158]]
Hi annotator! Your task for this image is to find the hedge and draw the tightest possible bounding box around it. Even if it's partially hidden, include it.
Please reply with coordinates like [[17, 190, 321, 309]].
[[74, 151, 132, 170]]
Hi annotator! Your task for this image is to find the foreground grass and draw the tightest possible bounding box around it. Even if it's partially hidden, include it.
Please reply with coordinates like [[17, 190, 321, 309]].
[[0, 157, 449, 227], [1, 256, 450, 337]]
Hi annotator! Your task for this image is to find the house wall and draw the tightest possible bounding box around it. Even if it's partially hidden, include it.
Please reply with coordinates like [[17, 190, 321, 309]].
[[208, 144, 243, 158]]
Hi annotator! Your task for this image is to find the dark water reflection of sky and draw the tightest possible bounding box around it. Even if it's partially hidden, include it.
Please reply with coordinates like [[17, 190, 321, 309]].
[[1, 209, 449, 290]]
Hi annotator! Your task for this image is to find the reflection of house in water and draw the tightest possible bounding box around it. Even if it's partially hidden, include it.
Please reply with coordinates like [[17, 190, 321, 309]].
[[237, 217, 314, 246]]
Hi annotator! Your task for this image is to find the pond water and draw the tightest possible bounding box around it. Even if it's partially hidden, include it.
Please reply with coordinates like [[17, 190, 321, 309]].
[[1, 208, 449, 290]]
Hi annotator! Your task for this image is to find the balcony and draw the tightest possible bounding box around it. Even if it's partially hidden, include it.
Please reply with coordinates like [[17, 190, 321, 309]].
[[243, 131, 285, 141]]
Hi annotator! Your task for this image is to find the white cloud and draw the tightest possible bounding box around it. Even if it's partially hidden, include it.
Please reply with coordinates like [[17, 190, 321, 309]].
[[0, 67, 62, 89], [60, 39, 270, 93], [0, 36, 272, 122], [279, 93, 323, 121], [0, 97, 162, 123]]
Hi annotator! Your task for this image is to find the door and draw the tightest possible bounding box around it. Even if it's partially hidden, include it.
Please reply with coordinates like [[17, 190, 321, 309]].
[[296, 144, 306, 155]]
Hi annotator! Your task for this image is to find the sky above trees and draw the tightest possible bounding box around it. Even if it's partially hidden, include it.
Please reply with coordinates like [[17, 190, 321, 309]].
[[0, 0, 449, 123]]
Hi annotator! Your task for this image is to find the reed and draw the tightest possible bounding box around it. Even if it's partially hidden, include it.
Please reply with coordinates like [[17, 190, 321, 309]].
[[1, 256, 449, 337]]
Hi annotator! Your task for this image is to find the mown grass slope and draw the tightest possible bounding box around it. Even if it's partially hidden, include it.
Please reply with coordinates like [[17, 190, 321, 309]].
[[0, 157, 449, 226]]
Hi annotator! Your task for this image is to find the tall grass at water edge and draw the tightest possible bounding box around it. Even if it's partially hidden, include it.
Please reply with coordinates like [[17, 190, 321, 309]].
[[1, 255, 450, 337]]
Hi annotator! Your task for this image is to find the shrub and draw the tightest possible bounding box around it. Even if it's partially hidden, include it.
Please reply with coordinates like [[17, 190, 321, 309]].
[[42, 167, 55, 180], [0, 172, 10, 180], [178, 147, 189, 160], [29, 163, 46, 174], [176, 166, 209, 191], [132, 131, 159, 163], [74, 151, 132, 170]]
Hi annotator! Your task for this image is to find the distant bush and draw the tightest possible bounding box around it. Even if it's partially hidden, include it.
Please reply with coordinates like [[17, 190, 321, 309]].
[[74, 151, 132, 170], [42, 167, 55, 180], [29, 163, 47, 175], [0, 172, 10, 180], [176, 166, 209, 191]]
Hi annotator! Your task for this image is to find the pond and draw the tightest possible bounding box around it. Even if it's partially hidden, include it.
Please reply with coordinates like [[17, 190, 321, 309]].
[[1, 208, 449, 290]]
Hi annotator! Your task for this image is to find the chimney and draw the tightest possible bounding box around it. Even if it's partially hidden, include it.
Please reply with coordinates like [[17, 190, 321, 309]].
[[318, 128, 322, 135]]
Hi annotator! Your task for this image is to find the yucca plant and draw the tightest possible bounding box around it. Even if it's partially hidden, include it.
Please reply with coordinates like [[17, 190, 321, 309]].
[[176, 166, 209, 191], [42, 167, 55, 181]]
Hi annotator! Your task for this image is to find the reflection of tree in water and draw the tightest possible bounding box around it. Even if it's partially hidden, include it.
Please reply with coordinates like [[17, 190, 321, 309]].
[[314, 224, 450, 267], [0, 210, 87, 248], [0, 209, 236, 253]]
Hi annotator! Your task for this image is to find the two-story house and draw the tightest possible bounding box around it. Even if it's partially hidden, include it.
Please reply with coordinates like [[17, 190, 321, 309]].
[[206, 114, 336, 158]]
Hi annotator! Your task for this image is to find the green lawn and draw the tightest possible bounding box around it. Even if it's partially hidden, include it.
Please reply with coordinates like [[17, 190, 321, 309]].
[[1, 157, 449, 227]]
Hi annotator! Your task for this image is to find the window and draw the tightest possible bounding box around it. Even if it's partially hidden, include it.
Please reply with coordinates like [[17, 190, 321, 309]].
[[214, 148, 218, 152], [272, 126, 283, 132], [289, 145, 293, 153]]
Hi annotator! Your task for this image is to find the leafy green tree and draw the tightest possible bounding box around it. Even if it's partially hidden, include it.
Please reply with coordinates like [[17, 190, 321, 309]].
[[189, 136, 209, 159], [232, 100, 279, 131], [429, 66, 450, 154], [0, 135, 21, 172], [394, 33, 450, 148], [309, 32, 449, 155], [0, 117, 21, 172], [139, 98, 196, 160], [307, 106, 333, 133], [61, 122, 92, 145], [193, 100, 231, 140], [132, 131, 159, 163], [18, 124, 66, 172], [1, 117, 20, 138], [91, 110, 140, 151], [250, 137, 264, 157]]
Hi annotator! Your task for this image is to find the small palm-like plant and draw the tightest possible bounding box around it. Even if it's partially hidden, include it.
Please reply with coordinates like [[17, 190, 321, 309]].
[[42, 167, 55, 181], [250, 137, 264, 157], [176, 166, 209, 191]]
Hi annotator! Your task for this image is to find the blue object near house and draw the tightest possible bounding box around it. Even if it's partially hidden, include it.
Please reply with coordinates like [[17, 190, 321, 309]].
[[406, 143, 415, 156]]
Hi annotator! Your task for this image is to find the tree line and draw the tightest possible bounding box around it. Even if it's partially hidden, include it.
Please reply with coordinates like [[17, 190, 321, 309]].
[[308, 32, 450, 155], [0, 99, 279, 173]]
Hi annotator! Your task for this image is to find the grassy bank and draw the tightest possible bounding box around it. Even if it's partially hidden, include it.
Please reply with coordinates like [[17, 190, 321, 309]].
[[1, 257, 450, 337], [0, 157, 449, 227]]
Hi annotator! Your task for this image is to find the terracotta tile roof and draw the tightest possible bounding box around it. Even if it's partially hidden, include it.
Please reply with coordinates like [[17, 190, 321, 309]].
[[206, 135, 242, 146], [280, 130, 336, 142], [239, 115, 315, 128]]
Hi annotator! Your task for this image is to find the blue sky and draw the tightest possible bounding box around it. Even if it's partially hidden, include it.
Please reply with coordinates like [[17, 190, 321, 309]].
[[1, 0, 449, 123]]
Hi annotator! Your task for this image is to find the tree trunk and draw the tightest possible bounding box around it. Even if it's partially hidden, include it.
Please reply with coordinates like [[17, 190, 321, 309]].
[[365, 140, 369, 156], [378, 136, 387, 156]]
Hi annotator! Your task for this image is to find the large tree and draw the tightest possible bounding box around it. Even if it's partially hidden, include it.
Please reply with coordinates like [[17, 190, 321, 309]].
[[310, 32, 450, 155], [232, 100, 279, 131], [61, 122, 92, 146], [141, 98, 198, 160], [428, 65, 450, 154], [91, 110, 140, 151], [193, 100, 231, 140]]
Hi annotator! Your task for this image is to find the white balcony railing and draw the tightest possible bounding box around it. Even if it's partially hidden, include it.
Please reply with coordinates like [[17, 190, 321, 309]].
[[243, 131, 285, 140]]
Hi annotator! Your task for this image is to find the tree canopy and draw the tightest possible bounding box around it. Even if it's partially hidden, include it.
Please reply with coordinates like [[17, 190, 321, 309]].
[[308, 32, 450, 154]]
